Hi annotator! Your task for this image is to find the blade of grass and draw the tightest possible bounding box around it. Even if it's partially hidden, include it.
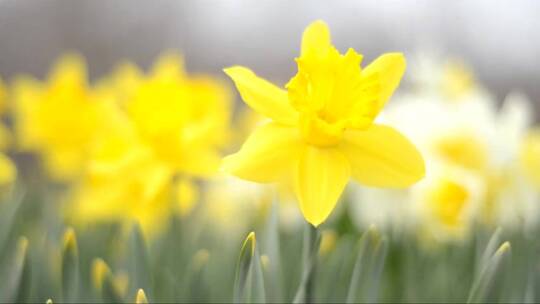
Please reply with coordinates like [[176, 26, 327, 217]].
[[346, 226, 388, 303], [293, 224, 321, 304]]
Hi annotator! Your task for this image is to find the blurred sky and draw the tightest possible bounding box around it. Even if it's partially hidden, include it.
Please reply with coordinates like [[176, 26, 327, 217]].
[[1, 0, 539, 117]]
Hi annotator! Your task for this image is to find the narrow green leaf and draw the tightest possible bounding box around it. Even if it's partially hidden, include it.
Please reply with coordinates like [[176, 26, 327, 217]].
[[467, 241, 512, 303], [92, 258, 124, 303], [478, 227, 502, 274], [293, 224, 321, 304], [346, 226, 389, 303], [1, 236, 31, 303], [61, 227, 80, 302], [234, 232, 266, 303], [127, 222, 151, 296], [184, 249, 211, 302], [0, 190, 25, 252]]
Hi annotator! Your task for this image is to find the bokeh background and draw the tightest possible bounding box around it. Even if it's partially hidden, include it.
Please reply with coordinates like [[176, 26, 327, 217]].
[[1, 1, 540, 303], [1, 0, 539, 117]]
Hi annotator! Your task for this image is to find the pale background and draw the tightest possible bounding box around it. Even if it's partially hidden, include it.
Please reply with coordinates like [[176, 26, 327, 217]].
[[0, 0, 539, 118]]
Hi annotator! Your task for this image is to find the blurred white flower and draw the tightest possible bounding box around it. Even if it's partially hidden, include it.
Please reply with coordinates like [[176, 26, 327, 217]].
[[349, 55, 538, 240]]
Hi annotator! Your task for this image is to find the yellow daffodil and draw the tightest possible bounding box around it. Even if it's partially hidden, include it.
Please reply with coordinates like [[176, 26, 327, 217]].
[[441, 60, 476, 100], [222, 20, 425, 226], [66, 90, 183, 236], [412, 164, 485, 242], [0, 77, 12, 150], [66, 53, 232, 236], [0, 152, 16, 186], [12, 54, 110, 181], [123, 52, 232, 177], [521, 128, 540, 187]]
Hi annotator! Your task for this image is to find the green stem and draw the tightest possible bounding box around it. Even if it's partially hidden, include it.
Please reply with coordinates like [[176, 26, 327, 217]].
[[293, 224, 320, 304]]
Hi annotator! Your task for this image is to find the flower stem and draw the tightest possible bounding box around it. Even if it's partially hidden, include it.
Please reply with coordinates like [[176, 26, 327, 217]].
[[293, 223, 321, 303]]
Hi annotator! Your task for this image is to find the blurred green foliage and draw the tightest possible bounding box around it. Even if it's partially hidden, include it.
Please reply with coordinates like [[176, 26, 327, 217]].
[[1, 188, 538, 303]]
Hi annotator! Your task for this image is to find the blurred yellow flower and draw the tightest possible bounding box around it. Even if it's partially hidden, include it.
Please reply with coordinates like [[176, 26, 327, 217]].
[[66, 52, 233, 236], [125, 53, 232, 177], [12, 54, 110, 181], [223, 20, 425, 226], [521, 128, 540, 186], [414, 165, 485, 242], [175, 178, 199, 217], [0, 77, 13, 151], [441, 60, 476, 100], [0, 152, 16, 186], [432, 130, 488, 171]]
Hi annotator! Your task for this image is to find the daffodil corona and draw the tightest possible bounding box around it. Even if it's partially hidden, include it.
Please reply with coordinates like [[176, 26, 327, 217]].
[[223, 21, 425, 226]]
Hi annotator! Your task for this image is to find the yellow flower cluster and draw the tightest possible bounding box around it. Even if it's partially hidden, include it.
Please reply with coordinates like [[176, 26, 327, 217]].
[[4, 52, 232, 235], [0, 21, 428, 236]]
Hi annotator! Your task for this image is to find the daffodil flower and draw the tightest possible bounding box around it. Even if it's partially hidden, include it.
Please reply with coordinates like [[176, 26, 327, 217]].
[[223, 20, 425, 226]]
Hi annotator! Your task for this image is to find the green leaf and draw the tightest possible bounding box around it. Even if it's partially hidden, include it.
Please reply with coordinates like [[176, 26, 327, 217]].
[[346, 226, 388, 303], [261, 200, 284, 302], [1, 236, 31, 303], [0, 191, 25, 252], [293, 224, 321, 304], [127, 222, 151, 297], [234, 232, 266, 303], [184, 249, 210, 302], [61, 227, 80, 302], [477, 227, 502, 274], [467, 241, 512, 303]]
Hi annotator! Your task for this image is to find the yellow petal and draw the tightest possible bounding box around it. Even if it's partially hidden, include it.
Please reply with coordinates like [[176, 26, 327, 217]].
[[222, 122, 301, 183], [224, 66, 298, 125], [175, 178, 199, 217], [178, 148, 222, 177], [361, 53, 406, 110], [340, 124, 424, 188], [151, 51, 185, 79], [49, 53, 87, 86], [294, 146, 350, 226], [301, 20, 331, 58]]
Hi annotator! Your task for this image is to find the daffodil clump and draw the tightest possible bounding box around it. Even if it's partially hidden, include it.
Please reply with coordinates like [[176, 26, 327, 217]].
[[223, 21, 425, 226], [6, 52, 233, 236]]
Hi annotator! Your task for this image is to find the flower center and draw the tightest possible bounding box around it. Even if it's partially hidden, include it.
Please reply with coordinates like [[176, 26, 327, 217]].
[[299, 111, 346, 147], [427, 178, 469, 228]]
